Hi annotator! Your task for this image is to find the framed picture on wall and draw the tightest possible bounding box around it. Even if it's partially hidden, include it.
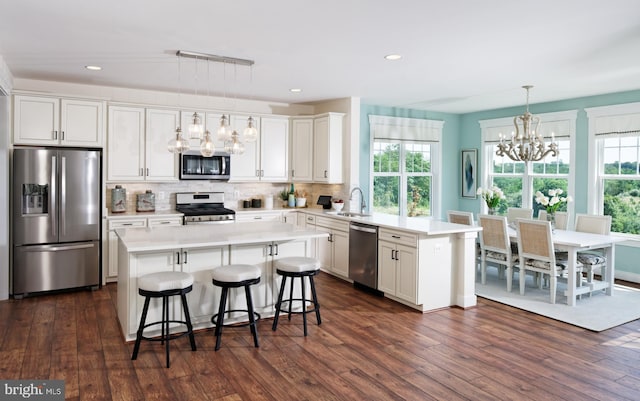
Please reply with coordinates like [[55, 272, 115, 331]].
[[461, 149, 477, 199]]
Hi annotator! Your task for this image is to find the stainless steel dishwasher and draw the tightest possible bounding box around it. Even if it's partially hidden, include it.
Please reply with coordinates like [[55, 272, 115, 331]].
[[348, 222, 379, 291]]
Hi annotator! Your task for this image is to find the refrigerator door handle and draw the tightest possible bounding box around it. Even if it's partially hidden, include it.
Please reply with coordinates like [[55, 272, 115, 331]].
[[51, 155, 57, 237], [60, 156, 66, 236], [23, 243, 95, 252]]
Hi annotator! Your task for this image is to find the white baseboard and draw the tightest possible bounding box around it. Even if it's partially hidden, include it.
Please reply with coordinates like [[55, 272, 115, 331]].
[[616, 270, 640, 284]]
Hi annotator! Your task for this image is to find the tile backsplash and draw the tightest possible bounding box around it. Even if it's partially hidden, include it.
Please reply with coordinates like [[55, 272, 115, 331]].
[[106, 181, 348, 213]]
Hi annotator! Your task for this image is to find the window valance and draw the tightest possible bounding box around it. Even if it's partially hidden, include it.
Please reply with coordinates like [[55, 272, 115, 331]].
[[369, 115, 443, 142], [586, 102, 640, 137]]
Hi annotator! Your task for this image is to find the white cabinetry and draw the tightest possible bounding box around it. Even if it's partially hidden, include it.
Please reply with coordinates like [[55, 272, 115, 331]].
[[235, 211, 283, 223], [290, 117, 314, 182], [106, 216, 182, 282], [315, 216, 349, 278], [13, 95, 104, 147], [230, 116, 288, 182], [229, 239, 309, 314], [107, 106, 179, 182], [313, 113, 344, 183], [378, 228, 418, 303]]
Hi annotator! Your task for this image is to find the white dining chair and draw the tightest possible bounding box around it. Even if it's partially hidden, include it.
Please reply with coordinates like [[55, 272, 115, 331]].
[[478, 214, 519, 292], [515, 219, 582, 304], [447, 210, 474, 226], [538, 210, 568, 230], [574, 214, 612, 286], [507, 207, 533, 224]]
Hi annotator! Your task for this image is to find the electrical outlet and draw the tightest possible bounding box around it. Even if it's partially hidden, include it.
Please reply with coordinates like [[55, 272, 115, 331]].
[[233, 190, 240, 199], [158, 191, 165, 200]]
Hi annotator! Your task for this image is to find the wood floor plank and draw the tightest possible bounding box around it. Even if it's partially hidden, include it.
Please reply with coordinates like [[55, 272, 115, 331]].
[[0, 273, 639, 400]]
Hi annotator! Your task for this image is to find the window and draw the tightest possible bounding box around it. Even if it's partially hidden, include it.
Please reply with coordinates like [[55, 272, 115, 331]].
[[479, 111, 577, 217], [587, 102, 640, 235], [373, 141, 432, 216], [369, 115, 443, 218]]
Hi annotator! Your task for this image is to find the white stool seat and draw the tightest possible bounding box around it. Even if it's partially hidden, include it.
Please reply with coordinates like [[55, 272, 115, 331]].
[[138, 271, 193, 292], [275, 257, 320, 273], [212, 264, 261, 283]]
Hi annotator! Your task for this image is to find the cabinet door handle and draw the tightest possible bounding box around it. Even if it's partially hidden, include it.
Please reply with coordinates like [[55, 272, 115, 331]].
[[146, 168, 149, 176], [268, 244, 273, 256], [122, 223, 133, 226], [160, 221, 170, 225], [254, 216, 263, 220], [395, 250, 399, 261], [274, 243, 279, 255], [392, 235, 401, 239], [183, 251, 188, 264], [140, 168, 144, 177], [176, 251, 181, 264], [291, 170, 295, 177], [61, 131, 65, 140], [53, 130, 57, 140], [391, 250, 395, 260], [324, 170, 328, 178], [328, 233, 333, 242], [256, 170, 260, 177]]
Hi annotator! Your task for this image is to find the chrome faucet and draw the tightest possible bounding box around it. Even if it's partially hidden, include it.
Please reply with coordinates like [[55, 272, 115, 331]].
[[349, 187, 367, 214]]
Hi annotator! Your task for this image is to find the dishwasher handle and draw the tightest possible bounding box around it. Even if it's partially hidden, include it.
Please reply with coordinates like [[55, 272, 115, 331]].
[[350, 223, 377, 234]]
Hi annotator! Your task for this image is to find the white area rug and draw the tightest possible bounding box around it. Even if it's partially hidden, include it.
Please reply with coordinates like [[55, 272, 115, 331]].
[[475, 269, 640, 331]]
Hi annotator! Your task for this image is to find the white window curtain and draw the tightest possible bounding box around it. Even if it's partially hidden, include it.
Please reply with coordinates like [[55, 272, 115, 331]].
[[369, 115, 443, 142]]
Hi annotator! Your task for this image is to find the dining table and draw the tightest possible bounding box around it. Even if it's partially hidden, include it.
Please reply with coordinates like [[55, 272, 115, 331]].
[[508, 226, 625, 306]]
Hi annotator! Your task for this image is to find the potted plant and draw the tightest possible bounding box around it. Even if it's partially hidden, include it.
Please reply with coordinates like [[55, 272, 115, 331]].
[[278, 188, 290, 207], [295, 190, 307, 207]]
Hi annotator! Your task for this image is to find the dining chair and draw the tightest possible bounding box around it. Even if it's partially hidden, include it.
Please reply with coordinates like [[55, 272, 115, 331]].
[[507, 207, 533, 224], [478, 214, 519, 292], [447, 210, 474, 226], [515, 219, 582, 304], [538, 210, 569, 230], [574, 214, 612, 286]]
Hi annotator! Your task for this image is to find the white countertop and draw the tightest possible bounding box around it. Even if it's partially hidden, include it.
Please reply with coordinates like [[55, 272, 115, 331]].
[[116, 221, 328, 252], [302, 209, 482, 236]]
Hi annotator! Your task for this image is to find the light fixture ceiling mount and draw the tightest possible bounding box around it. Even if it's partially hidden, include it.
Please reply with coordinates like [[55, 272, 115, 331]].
[[495, 85, 558, 163]]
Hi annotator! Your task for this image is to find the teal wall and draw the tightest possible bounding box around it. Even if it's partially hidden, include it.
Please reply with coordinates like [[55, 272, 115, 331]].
[[361, 89, 640, 279], [359, 105, 461, 217]]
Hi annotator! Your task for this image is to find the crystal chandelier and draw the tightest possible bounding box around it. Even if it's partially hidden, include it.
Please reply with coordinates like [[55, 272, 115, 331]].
[[496, 85, 558, 162]]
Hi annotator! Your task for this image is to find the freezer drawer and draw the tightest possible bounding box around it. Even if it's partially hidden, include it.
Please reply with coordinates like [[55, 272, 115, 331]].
[[13, 240, 100, 296]]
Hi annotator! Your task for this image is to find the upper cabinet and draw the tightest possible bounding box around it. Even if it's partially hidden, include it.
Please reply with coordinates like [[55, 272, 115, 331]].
[[13, 95, 104, 147], [107, 106, 179, 182], [230, 115, 289, 182], [290, 117, 314, 182], [313, 113, 344, 183]]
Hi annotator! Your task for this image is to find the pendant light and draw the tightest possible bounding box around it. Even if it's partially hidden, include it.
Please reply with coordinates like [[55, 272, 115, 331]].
[[199, 58, 215, 157], [168, 56, 190, 154], [217, 114, 232, 142], [168, 127, 190, 153], [224, 130, 245, 154], [188, 56, 204, 140], [243, 65, 258, 143]]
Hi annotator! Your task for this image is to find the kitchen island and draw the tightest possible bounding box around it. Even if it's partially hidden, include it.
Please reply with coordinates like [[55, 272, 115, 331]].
[[116, 222, 327, 341]]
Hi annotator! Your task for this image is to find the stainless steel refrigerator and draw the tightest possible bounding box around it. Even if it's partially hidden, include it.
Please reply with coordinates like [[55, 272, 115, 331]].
[[12, 147, 101, 298]]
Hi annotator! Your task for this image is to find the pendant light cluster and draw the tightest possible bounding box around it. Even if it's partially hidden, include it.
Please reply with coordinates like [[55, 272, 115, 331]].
[[168, 50, 257, 156]]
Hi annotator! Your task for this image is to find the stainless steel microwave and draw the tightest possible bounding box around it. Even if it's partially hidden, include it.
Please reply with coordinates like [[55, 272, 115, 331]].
[[179, 151, 231, 180]]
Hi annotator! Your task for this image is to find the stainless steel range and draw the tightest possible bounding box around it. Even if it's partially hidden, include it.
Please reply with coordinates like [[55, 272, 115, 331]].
[[176, 192, 236, 224]]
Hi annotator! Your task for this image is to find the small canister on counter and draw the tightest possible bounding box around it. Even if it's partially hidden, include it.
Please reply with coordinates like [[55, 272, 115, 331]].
[[111, 185, 126, 213], [136, 190, 156, 212]]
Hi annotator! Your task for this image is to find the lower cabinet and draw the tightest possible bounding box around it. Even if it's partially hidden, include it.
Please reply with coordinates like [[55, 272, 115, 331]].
[[315, 216, 349, 278], [378, 239, 418, 304], [106, 216, 182, 282]]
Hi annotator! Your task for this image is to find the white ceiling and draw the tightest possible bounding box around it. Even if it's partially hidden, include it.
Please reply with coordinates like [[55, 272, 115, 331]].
[[1, 0, 640, 113]]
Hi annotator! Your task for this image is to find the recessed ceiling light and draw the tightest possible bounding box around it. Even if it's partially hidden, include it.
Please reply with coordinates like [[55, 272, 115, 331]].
[[384, 54, 402, 61], [85, 65, 102, 71], [289, 88, 302, 93]]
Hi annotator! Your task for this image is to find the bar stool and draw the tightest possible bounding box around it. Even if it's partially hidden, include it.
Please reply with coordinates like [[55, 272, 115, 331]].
[[131, 271, 196, 368], [211, 264, 262, 351], [272, 256, 321, 336]]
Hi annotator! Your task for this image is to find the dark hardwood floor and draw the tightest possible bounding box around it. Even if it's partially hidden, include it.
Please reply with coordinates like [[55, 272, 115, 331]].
[[1, 272, 639, 400]]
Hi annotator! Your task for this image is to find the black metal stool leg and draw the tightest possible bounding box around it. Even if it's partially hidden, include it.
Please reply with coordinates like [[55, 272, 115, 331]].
[[244, 285, 259, 348], [301, 276, 308, 336], [180, 293, 196, 351], [132, 296, 151, 360], [287, 275, 295, 321], [215, 287, 228, 351], [309, 275, 321, 325], [163, 295, 170, 368], [272, 275, 287, 331]]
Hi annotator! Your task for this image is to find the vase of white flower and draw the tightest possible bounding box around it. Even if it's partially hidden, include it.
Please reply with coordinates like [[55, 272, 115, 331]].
[[535, 189, 572, 231], [476, 186, 505, 214]]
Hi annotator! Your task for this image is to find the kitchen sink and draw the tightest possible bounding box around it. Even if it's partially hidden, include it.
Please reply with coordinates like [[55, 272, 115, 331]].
[[338, 212, 372, 218]]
